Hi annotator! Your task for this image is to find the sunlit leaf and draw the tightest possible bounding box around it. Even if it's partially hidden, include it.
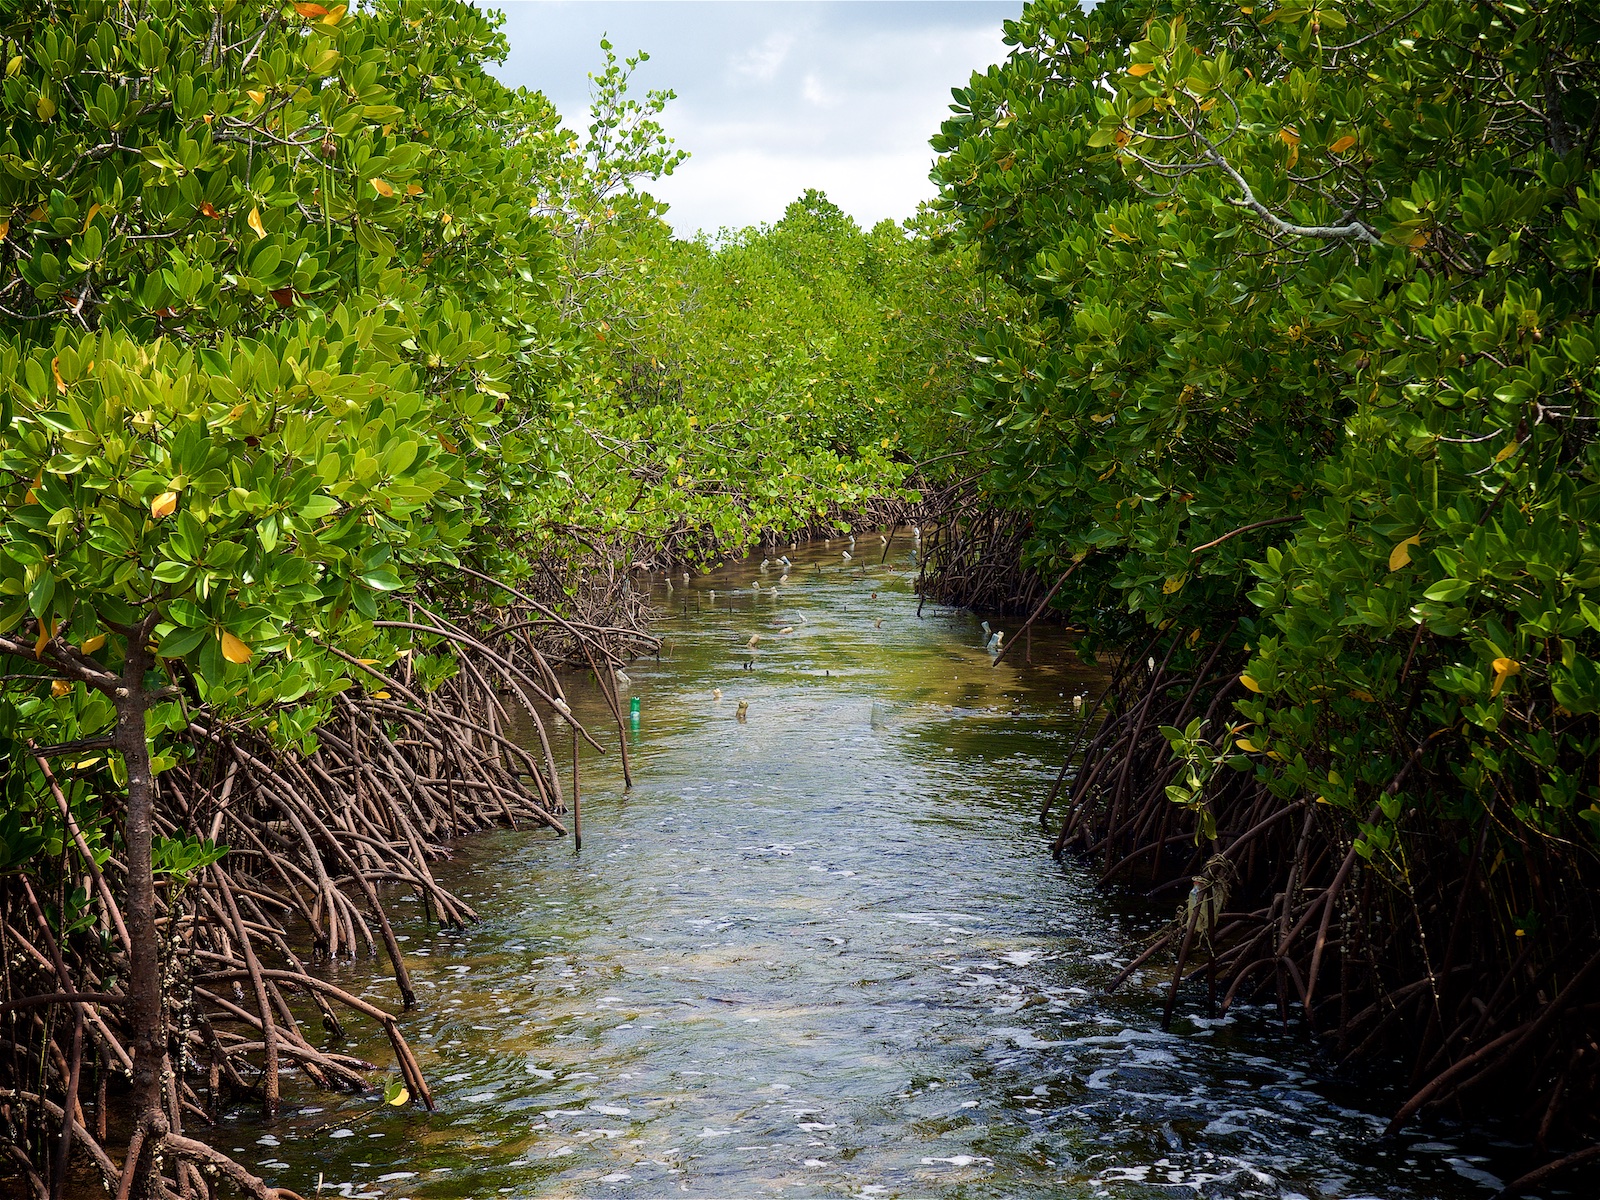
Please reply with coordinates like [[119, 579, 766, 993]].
[[220, 631, 253, 665], [1388, 535, 1421, 571]]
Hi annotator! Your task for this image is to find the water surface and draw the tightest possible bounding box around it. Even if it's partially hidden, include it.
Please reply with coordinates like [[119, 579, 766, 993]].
[[245, 538, 1560, 1198]]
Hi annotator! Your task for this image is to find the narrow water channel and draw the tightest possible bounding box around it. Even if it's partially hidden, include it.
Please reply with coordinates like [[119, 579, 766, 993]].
[[249, 538, 1544, 1199]]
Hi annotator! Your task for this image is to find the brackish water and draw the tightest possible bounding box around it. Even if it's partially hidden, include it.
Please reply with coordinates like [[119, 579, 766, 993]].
[[247, 538, 1558, 1199]]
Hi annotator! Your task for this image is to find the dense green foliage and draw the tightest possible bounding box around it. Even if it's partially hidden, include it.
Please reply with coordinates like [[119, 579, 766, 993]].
[[0, 0, 968, 792], [534, 191, 982, 554], [935, 0, 1600, 866]]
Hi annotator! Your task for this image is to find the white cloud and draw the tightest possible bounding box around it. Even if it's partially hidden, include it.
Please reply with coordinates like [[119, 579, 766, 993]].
[[729, 31, 794, 84], [490, 1, 1020, 235]]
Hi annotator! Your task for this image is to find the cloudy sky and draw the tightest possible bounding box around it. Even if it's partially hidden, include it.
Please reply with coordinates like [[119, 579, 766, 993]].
[[489, 1, 1021, 236]]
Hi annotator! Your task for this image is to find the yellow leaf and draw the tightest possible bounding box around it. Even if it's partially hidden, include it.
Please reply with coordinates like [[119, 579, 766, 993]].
[[1489, 656, 1521, 698], [1408, 230, 1429, 249], [372, 689, 391, 700], [220, 631, 253, 665], [1235, 738, 1260, 753], [405, 182, 423, 196], [1162, 573, 1186, 594], [370, 178, 395, 198], [1187, 628, 1201, 648], [1239, 673, 1262, 693], [151, 491, 179, 519], [387, 1086, 410, 1107], [82, 203, 101, 232], [1388, 534, 1421, 571], [51, 357, 66, 394], [247, 89, 266, 106], [293, 2, 328, 14], [1127, 62, 1156, 76], [1348, 688, 1375, 702], [51, 680, 70, 698], [0, 219, 9, 241], [37, 94, 56, 121], [81, 633, 107, 654], [1279, 126, 1300, 147], [1494, 440, 1519, 463], [322, 4, 347, 23], [1329, 135, 1357, 154], [35, 619, 56, 658], [5, 55, 20, 78], [248, 206, 267, 240]]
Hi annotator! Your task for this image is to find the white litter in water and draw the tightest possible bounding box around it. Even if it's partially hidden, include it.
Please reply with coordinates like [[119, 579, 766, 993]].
[[699, 1128, 733, 1138], [600, 1174, 631, 1183], [920, 1155, 992, 1168], [377, 1173, 416, 1182], [1000, 950, 1041, 967], [589, 1104, 631, 1116], [256, 1136, 279, 1147], [329, 1129, 355, 1139]]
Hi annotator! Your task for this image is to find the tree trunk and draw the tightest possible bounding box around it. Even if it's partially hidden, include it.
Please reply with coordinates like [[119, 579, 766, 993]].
[[113, 644, 169, 1199]]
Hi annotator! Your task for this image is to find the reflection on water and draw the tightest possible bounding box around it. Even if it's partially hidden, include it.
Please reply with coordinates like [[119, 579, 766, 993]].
[[243, 539, 1556, 1199]]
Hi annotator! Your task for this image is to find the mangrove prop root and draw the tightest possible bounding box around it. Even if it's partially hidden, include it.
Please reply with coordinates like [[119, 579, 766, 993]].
[[1032, 619, 1600, 1154], [0, 572, 646, 1197]]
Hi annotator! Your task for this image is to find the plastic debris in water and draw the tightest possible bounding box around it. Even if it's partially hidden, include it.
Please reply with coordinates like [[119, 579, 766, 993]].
[[986, 630, 1004, 653], [736, 700, 749, 722], [842, 550, 852, 561], [760, 558, 770, 570], [713, 688, 722, 701], [748, 634, 761, 647], [779, 627, 794, 635]]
